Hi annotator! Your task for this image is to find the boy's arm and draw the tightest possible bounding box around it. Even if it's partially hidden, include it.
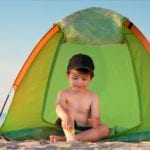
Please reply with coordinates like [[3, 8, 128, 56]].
[[88, 94, 101, 127], [56, 91, 67, 118], [56, 91, 73, 130], [56, 104, 68, 120]]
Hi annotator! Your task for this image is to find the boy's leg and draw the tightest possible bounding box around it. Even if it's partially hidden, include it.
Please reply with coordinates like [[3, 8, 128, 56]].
[[74, 124, 109, 142], [49, 118, 66, 142], [49, 135, 66, 142], [50, 110, 75, 142], [50, 124, 109, 142], [61, 110, 76, 142]]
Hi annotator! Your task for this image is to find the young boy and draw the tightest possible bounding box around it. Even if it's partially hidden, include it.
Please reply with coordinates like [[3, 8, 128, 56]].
[[50, 53, 109, 142]]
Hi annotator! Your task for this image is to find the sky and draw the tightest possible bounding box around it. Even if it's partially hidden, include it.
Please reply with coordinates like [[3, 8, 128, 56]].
[[0, 0, 150, 105]]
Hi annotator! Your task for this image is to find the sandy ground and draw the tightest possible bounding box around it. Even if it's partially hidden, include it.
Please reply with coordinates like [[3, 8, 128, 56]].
[[1, 137, 150, 150]]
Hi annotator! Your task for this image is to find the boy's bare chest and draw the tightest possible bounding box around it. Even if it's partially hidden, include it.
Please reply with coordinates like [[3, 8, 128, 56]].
[[65, 96, 91, 113]]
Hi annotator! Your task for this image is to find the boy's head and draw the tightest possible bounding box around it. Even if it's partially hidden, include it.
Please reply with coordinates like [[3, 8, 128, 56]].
[[67, 53, 95, 78]]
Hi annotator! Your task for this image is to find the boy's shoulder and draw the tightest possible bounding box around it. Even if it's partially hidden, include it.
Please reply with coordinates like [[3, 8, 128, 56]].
[[88, 89, 100, 101], [58, 89, 69, 94], [88, 89, 99, 96], [57, 89, 70, 97]]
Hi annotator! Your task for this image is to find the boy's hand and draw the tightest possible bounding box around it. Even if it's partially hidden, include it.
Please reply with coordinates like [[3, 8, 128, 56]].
[[62, 116, 74, 131], [88, 118, 100, 128]]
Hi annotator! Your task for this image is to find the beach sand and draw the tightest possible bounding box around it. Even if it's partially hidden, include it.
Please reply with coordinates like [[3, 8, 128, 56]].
[[1, 137, 150, 150]]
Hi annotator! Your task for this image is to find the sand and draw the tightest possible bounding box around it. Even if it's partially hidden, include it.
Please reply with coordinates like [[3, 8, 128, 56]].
[[1, 136, 150, 150]]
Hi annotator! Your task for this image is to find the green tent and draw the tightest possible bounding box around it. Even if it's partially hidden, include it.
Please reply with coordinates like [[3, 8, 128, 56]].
[[0, 7, 150, 142]]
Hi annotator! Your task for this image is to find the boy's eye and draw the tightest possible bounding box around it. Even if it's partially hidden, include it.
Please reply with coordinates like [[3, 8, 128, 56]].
[[72, 76, 78, 80], [82, 78, 87, 81]]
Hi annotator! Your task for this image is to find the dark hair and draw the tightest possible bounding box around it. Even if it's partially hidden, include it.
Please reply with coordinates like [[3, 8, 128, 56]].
[[67, 68, 94, 78], [67, 53, 95, 77]]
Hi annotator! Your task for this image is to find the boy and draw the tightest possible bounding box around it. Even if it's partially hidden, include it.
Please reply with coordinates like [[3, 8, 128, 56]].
[[50, 53, 109, 142]]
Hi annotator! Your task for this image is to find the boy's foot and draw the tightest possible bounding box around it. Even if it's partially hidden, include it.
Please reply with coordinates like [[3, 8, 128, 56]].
[[49, 135, 66, 142]]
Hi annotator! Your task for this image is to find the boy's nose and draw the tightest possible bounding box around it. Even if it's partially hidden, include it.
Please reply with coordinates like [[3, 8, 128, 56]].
[[77, 79, 83, 85]]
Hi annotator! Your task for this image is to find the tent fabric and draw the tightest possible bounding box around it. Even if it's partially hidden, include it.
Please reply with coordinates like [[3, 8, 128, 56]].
[[43, 42, 141, 130], [124, 20, 150, 54], [0, 32, 63, 132], [123, 26, 150, 133], [13, 25, 60, 90], [0, 7, 150, 141]]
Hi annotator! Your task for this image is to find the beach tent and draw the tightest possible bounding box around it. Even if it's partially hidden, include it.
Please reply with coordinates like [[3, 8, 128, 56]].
[[0, 7, 150, 141]]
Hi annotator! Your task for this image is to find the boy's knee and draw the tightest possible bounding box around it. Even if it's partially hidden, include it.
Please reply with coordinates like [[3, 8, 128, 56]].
[[101, 124, 109, 137], [96, 124, 109, 138]]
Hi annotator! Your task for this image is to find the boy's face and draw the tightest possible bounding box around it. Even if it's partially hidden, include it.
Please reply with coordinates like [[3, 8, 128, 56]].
[[67, 69, 92, 92]]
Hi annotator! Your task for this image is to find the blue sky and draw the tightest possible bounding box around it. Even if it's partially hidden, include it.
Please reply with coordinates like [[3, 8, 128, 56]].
[[0, 0, 150, 103]]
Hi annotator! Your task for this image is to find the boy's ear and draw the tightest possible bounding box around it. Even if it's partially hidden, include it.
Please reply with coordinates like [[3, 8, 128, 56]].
[[89, 78, 93, 83], [66, 72, 69, 79]]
